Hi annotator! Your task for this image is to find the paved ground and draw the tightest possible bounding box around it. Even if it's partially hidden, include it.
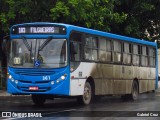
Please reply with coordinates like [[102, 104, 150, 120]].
[[1, 89, 160, 119], [1, 83, 160, 119]]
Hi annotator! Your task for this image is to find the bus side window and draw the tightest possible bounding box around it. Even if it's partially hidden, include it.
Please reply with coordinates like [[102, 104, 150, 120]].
[[113, 40, 121, 63], [133, 44, 141, 66], [123, 42, 131, 64], [141, 46, 148, 66], [84, 36, 98, 61], [149, 48, 156, 67], [106, 40, 112, 62]]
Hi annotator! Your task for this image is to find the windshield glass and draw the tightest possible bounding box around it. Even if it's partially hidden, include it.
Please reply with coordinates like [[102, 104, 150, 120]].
[[9, 38, 67, 68]]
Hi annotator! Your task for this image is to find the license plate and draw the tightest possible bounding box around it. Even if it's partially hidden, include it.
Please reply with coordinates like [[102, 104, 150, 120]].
[[29, 86, 39, 91]]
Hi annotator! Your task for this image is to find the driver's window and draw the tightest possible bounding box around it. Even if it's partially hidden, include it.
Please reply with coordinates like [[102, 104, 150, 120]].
[[70, 32, 82, 61]]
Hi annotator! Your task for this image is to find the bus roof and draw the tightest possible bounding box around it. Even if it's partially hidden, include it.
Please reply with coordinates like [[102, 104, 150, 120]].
[[11, 22, 157, 47]]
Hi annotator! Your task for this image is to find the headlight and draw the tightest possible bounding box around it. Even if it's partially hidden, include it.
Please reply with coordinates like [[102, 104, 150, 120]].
[[8, 75, 15, 82], [11, 78, 14, 82], [51, 81, 54, 85], [61, 75, 65, 80], [56, 74, 67, 84], [15, 80, 18, 84], [9, 75, 12, 79], [62, 74, 67, 80]]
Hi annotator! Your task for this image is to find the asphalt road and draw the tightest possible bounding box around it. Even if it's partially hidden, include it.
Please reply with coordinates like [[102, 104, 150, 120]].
[[1, 90, 160, 120]]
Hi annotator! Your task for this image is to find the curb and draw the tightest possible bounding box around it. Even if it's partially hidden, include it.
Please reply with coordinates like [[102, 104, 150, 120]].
[[0, 90, 11, 96]]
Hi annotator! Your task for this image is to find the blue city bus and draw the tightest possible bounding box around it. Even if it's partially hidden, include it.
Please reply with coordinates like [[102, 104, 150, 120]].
[[7, 22, 158, 106]]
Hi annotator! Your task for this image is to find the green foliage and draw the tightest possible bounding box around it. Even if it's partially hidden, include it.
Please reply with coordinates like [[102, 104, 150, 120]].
[[116, 0, 160, 41], [50, 1, 70, 21], [50, 0, 127, 32], [0, 0, 54, 33], [0, 0, 160, 42]]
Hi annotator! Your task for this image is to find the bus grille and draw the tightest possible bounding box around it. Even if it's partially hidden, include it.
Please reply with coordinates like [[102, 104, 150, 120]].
[[13, 69, 55, 76]]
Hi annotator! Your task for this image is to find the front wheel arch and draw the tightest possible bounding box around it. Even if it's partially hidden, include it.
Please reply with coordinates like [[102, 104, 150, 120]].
[[77, 77, 95, 105]]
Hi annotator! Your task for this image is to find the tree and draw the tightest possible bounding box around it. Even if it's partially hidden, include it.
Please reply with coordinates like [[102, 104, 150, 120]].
[[115, 0, 160, 41], [0, 0, 55, 33], [1, 0, 160, 41], [50, 0, 127, 32]]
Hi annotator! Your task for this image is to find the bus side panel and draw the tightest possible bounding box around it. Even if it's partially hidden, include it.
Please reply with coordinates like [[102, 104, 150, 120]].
[[70, 79, 86, 96], [90, 63, 103, 95], [123, 65, 133, 94], [70, 63, 156, 96], [137, 67, 156, 93], [70, 63, 97, 96], [70, 62, 104, 96], [100, 64, 113, 95], [138, 67, 148, 93], [147, 67, 156, 91], [113, 65, 133, 95], [113, 65, 124, 94]]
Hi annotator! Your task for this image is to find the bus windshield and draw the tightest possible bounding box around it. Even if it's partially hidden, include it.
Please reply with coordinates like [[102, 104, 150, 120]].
[[8, 38, 67, 68]]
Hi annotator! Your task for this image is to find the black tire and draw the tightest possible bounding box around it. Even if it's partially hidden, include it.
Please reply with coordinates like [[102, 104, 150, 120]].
[[130, 81, 139, 100], [77, 81, 93, 105], [31, 94, 46, 106]]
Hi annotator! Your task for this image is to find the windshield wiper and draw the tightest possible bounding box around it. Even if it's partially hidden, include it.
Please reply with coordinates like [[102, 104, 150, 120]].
[[22, 36, 33, 64], [36, 36, 52, 63], [38, 36, 52, 51], [22, 36, 31, 51]]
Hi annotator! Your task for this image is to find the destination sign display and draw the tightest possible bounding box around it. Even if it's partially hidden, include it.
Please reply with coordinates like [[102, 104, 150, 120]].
[[12, 25, 66, 34]]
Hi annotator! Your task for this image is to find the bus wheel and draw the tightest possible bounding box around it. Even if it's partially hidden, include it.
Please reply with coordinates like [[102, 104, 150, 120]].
[[130, 81, 139, 100], [31, 94, 46, 106], [77, 81, 93, 105]]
